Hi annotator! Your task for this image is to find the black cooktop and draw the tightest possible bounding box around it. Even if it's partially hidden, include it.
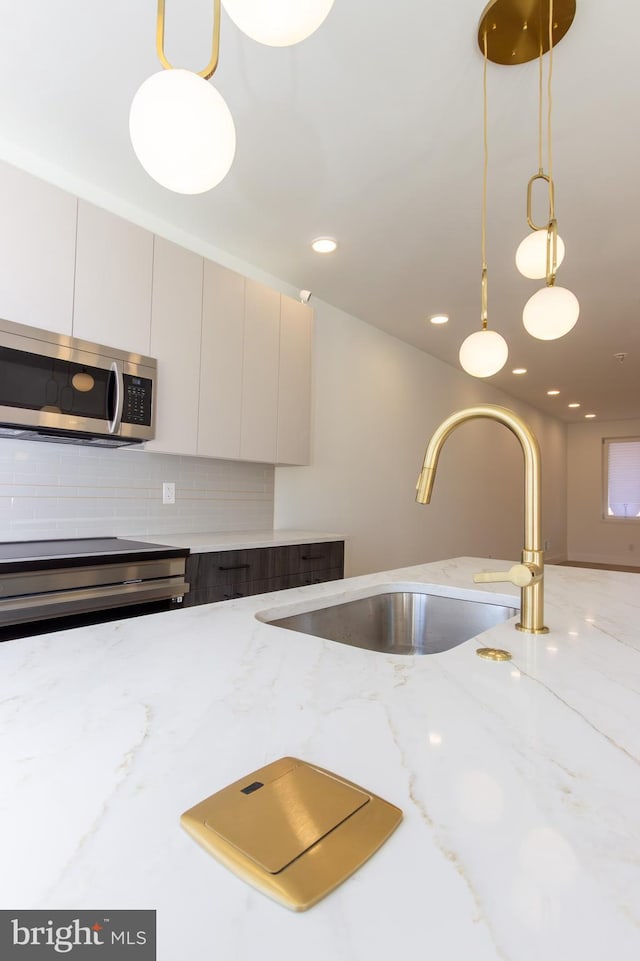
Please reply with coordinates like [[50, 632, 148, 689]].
[[0, 537, 189, 573]]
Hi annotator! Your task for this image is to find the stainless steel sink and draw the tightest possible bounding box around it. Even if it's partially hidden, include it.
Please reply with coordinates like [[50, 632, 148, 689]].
[[266, 589, 518, 655]]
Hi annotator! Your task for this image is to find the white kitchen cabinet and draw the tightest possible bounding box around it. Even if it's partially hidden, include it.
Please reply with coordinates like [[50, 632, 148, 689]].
[[197, 267, 312, 465], [145, 237, 203, 455], [73, 200, 153, 355], [241, 279, 281, 462], [276, 295, 313, 465], [197, 260, 245, 460], [0, 160, 76, 335]]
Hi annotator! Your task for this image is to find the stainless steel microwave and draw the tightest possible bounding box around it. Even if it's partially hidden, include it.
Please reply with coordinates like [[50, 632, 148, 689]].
[[0, 318, 156, 447]]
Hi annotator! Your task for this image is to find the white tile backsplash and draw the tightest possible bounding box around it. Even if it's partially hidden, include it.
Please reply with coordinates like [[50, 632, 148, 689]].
[[0, 439, 274, 541]]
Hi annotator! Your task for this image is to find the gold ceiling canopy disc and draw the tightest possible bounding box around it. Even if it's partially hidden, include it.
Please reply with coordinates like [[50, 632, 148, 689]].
[[478, 0, 576, 65]]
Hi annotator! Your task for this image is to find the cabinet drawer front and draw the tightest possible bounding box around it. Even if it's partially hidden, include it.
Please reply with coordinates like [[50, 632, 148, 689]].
[[182, 583, 253, 607], [284, 542, 344, 574], [183, 567, 344, 608], [248, 568, 343, 596], [282, 568, 343, 589], [186, 548, 273, 589]]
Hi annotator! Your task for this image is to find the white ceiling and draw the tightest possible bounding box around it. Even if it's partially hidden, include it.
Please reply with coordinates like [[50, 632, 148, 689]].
[[0, 0, 638, 423]]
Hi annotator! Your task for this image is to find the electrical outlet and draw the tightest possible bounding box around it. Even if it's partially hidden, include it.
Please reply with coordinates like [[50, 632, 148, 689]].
[[162, 482, 175, 505], [544, 539, 551, 551]]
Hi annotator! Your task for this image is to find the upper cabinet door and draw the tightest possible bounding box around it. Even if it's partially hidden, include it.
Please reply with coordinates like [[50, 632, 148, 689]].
[[0, 161, 76, 335], [146, 237, 203, 456], [73, 201, 153, 355], [241, 279, 280, 463], [277, 296, 313, 465], [198, 260, 245, 460]]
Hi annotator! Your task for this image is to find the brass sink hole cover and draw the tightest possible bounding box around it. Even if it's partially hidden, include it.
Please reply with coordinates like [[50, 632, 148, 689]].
[[181, 757, 402, 911], [476, 647, 513, 661]]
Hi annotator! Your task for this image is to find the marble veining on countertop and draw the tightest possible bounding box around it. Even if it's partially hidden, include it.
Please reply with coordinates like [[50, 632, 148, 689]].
[[1, 557, 639, 961], [132, 529, 345, 553]]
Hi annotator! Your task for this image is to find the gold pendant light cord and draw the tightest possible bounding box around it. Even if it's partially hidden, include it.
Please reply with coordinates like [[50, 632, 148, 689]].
[[543, 0, 557, 285], [547, 0, 555, 218], [537, 40, 543, 173], [481, 30, 488, 330], [528, 0, 558, 229], [527, 0, 558, 284]]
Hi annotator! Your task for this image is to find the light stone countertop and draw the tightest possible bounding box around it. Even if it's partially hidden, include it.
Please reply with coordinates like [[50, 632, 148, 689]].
[[1, 557, 639, 960], [133, 529, 344, 553]]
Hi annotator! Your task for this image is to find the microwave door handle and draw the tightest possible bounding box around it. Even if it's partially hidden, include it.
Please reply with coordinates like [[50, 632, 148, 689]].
[[108, 361, 124, 434]]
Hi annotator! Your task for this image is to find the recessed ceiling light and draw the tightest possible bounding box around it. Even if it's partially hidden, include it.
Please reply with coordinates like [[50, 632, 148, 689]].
[[547, 389, 560, 396], [429, 314, 449, 325], [568, 402, 581, 408], [512, 368, 527, 375], [311, 236, 338, 254], [585, 413, 596, 419]]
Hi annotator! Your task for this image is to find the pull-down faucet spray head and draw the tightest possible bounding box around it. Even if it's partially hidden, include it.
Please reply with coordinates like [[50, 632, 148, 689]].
[[416, 466, 435, 504]]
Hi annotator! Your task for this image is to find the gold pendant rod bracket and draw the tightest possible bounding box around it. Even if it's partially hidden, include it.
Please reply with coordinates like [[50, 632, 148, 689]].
[[477, 0, 575, 65], [481, 267, 488, 329], [526, 170, 555, 231], [545, 218, 558, 286], [156, 0, 221, 79]]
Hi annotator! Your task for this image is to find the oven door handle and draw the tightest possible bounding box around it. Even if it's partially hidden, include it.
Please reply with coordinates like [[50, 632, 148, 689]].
[[108, 361, 124, 434]]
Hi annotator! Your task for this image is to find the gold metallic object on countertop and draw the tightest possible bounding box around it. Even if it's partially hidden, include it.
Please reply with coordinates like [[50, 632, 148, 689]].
[[416, 405, 549, 634], [476, 647, 513, 661], [181, 757, 403, 911], [477, 0, 575, 65]]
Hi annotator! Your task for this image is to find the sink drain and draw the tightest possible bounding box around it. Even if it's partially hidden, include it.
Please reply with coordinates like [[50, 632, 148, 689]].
[[476, 647, 512, 661]]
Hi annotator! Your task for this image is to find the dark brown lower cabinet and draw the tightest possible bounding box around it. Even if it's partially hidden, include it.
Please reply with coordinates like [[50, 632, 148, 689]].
[[183, 541, 344, 608]]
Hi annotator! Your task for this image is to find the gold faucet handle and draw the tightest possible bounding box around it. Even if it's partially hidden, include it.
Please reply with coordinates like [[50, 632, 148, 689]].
[[474, 563, 541, 588]]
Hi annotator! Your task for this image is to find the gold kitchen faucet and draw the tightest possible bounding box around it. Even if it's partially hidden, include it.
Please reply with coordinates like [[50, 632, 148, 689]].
[[417, 405, 549, 634]]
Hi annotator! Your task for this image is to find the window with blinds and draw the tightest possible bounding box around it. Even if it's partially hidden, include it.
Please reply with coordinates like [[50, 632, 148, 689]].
[[603, 438, 640, 518]]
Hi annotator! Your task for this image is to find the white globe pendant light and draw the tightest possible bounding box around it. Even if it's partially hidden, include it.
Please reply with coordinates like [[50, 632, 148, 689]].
[[522, 285, 579, 341], [459, 329, 509, 378], [515, 228, 565, 279], [130, 69, 236, 194], [222, 0, 335, 46]]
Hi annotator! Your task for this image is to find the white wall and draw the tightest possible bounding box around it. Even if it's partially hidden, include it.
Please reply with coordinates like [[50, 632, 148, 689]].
[[274, 300, 568, 577], [0, 441, 274, 541], [567, 418, 640, 565]]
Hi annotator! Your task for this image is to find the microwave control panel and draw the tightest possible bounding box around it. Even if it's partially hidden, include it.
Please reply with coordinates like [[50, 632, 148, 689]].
[[122, 374, 153, 426]]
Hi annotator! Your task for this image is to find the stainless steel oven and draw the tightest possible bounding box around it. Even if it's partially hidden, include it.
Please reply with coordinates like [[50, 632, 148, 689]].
[[0, 319, 156, 447], [0, 538, 190, 640]]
